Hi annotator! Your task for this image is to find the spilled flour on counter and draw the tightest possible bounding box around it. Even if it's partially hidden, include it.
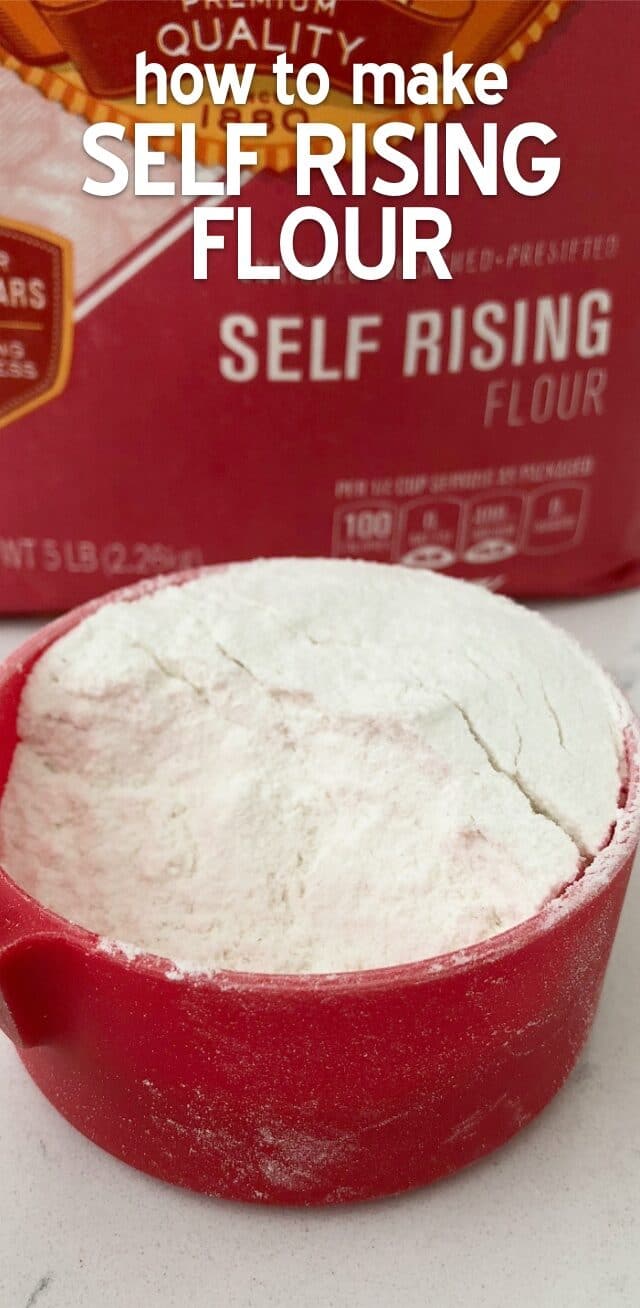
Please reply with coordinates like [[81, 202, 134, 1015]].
[[0, 558, 629, 972]]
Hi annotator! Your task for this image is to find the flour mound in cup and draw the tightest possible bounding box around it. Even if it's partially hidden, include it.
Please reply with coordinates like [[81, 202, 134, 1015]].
[[0, 559, 627, 973]]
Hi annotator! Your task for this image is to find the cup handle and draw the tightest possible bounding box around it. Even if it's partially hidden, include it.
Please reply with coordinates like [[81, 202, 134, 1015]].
[[0, 935, 69, 1048]]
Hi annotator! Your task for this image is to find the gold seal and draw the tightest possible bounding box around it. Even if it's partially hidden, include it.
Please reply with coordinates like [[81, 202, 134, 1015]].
[[0, 216, 73, 430], [0, 0, 570, 171]]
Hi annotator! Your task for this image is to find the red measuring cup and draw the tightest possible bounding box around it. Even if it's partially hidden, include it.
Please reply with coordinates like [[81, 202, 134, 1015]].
[[0, 574, 638, 1204]]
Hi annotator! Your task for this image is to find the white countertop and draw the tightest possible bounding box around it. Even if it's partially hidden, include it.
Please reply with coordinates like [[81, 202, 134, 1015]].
[[1, 590, 639, 1308]]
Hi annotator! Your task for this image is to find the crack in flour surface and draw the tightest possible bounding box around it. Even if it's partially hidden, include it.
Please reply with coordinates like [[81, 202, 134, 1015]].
[[0, 559, 628, 972]]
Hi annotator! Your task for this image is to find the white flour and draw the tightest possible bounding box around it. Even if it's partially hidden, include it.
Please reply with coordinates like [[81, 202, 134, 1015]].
[[0, 559, 628, 972]]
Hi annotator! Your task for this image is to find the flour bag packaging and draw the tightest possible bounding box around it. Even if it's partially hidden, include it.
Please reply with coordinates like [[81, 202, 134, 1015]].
[[0, 0, 638, 611]]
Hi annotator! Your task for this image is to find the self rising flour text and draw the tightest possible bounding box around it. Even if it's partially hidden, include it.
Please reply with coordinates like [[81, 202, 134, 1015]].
[[82, 45, 562, 283]]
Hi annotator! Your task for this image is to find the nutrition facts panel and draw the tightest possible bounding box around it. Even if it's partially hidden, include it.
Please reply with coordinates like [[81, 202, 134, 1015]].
[[332, 474, 590, 568]]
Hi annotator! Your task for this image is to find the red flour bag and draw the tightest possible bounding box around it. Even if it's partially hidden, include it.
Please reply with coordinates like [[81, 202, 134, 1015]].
[[0, 0, 638, 611]]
